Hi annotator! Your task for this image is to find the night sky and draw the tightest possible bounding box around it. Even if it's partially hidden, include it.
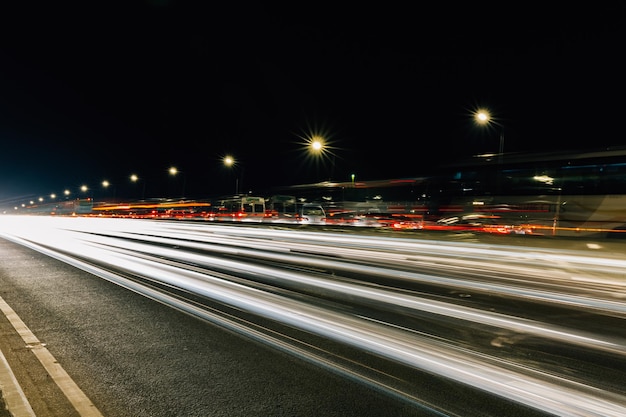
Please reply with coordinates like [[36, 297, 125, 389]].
[[1, 2, 625, 206]]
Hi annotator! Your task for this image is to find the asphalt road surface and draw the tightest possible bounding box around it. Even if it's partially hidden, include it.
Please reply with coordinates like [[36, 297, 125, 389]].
[[1, 237, 444, 417]]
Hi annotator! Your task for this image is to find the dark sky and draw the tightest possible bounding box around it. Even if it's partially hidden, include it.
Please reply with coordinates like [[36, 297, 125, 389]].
[[1, 2, 625, 205]]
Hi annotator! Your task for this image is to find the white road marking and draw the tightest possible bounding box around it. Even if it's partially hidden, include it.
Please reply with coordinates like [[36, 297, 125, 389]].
[[0, 347, 36, 417], [0, 295, 104, 417]]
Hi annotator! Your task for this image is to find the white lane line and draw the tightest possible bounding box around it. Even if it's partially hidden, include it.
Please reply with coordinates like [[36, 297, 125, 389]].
[[0, 296, 104, 417], [0, 347, 36, 417]]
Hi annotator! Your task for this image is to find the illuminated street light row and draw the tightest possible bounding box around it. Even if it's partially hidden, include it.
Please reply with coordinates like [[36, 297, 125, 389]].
[[8, 112, 513, 213], [15, 132, 369, 210], [14, 164, 195, 210], [8, 137, 340, 211]]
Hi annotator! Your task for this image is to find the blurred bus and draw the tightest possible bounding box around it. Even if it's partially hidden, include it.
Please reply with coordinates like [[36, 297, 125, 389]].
[[209, 195, 267, 222], [265, 195, 326, 224], [267, 179, 431, 217]]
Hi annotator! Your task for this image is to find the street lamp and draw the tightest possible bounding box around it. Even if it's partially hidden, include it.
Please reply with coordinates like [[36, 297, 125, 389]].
[[169, 166, 186, 198], [305, 135, 338, 181], [223, 155, 241, 194], [79, 185, 93, 200], [474, 108, 504, 158], [102, 180, 116, 201], [475, 108, 506, 195], [130, 174, 146, 200]]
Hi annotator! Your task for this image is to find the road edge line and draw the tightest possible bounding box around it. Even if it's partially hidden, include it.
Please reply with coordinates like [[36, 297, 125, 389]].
[[0, 296, 103, 417], [0, 346, 36, 417]]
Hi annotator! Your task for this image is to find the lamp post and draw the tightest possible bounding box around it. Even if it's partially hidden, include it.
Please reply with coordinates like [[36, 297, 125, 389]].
[[102, 180, 116, 202], [79, 184, 93, 200], [223, 155, 241, 194], [475, 108, 507, 196], [474, 109, 504, 162], [308, 135, 336, 181], [168, 166, 186, 198], [130, 174, 146, 200]]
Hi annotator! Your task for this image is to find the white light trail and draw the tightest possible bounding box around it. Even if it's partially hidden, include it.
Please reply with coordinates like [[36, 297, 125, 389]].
[[1, 215, 625, 416]]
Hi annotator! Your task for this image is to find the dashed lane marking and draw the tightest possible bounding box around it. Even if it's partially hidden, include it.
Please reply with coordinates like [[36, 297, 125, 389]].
[[0, 295, 104, 417]]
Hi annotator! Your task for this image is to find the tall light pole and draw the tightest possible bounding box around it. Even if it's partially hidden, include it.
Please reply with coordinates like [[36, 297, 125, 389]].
[[169, 166, 186, 198], [80, 184, 92, 200], [475, 108, 506, 195], [102, 180, 116, 202], [474, 109, 504, 161], [130, 174, 146, 200], [223, 155, 240, 194]]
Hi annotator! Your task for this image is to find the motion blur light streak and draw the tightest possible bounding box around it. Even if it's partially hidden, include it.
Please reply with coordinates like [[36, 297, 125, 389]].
[[69, 222, 626, 317], [42, 230, 626, 356], [1, 216, 625, 416]]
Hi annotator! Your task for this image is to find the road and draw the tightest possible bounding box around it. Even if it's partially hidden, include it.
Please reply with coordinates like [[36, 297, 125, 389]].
[[1, 215, 625, 416]]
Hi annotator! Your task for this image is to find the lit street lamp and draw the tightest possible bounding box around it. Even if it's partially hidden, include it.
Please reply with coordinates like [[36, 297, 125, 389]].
[[102, 180, 116, 201], [79, 184, 93, 200], [475, 108, 507, 194], [474, 109, 504, 159], [307, 135, 336, 181], [168, 166, 186, 198], [130, 174, 146, 200], [223, 155, 241, 194]]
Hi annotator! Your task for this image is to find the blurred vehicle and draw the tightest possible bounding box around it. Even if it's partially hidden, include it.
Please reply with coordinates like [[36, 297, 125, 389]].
[[359, 213, 423, 229], [324, 211, 382, 227], [426, 213, 536, 234], [265, 196, 327, 225], [296, 203, 326, 225], [209, 195, 268, 222], [388, 215, 424, 230]]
